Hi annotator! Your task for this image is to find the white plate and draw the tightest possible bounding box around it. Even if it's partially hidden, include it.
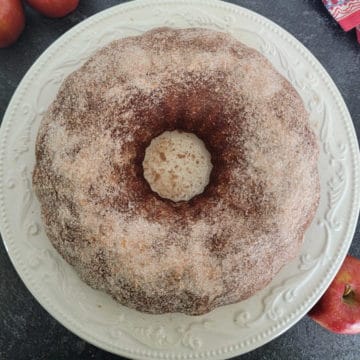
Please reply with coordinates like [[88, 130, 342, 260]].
[[0, 0, 359, 359]]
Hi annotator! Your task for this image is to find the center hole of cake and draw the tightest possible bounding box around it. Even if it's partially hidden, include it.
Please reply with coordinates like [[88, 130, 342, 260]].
[[143, 130, 213, 202]]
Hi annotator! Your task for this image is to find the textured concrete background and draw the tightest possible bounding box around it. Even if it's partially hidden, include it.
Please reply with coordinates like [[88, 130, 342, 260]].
[[0, 1, 359, 359]]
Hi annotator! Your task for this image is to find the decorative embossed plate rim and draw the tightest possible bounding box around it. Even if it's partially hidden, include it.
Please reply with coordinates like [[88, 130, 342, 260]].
[[0, 0, 359, 359]]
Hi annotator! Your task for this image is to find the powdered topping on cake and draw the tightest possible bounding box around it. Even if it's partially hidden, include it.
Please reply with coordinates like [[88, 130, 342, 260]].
[[33, 27, 320, 315]]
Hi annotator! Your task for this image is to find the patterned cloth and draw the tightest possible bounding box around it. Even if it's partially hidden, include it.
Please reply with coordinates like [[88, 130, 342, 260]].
[[323, 0, 360, 42]]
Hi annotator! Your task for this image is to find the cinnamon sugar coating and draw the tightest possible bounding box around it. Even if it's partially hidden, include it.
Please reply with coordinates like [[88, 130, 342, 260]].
[[33, 28, 320, 315]]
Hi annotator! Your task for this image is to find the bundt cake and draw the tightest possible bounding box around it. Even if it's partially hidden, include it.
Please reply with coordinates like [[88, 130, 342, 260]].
[[33, 27, 320, 315]]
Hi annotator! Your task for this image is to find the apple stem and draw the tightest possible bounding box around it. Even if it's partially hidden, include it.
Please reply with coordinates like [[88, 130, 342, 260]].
[[343, 284, 353, 298]]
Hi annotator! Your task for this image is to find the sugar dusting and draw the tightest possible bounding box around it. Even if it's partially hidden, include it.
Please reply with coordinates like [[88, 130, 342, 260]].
[[33, 27, 320, 315]]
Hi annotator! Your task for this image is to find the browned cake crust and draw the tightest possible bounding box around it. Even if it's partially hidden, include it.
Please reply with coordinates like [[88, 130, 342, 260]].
[[33, 27, 320, 315]]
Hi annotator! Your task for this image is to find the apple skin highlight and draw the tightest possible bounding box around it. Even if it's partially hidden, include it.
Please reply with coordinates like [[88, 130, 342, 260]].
[[309, 255, 360, 334], [0, 0, 25, 48], [26, 0, 79, 18]]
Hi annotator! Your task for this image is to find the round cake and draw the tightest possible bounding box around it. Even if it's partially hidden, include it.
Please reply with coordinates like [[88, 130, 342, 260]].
[[33, 27, 320, 315]]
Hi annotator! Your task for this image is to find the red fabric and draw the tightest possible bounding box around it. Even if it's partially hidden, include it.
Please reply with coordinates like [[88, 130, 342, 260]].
[[338, 8, 360, 30], [323, 0, 360, 43]]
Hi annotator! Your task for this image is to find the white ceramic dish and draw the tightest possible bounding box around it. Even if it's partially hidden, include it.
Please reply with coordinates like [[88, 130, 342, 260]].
[[0, 1, 359, 359]]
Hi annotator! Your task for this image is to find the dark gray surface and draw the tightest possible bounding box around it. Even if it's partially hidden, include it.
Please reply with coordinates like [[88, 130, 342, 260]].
[[0, 0, 359, 359]]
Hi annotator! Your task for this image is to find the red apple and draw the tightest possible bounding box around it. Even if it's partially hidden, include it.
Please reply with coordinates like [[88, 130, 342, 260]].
[[309, 255, 360, 334], [0, 0, 25, 48], [26, 0, 79, 18]]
